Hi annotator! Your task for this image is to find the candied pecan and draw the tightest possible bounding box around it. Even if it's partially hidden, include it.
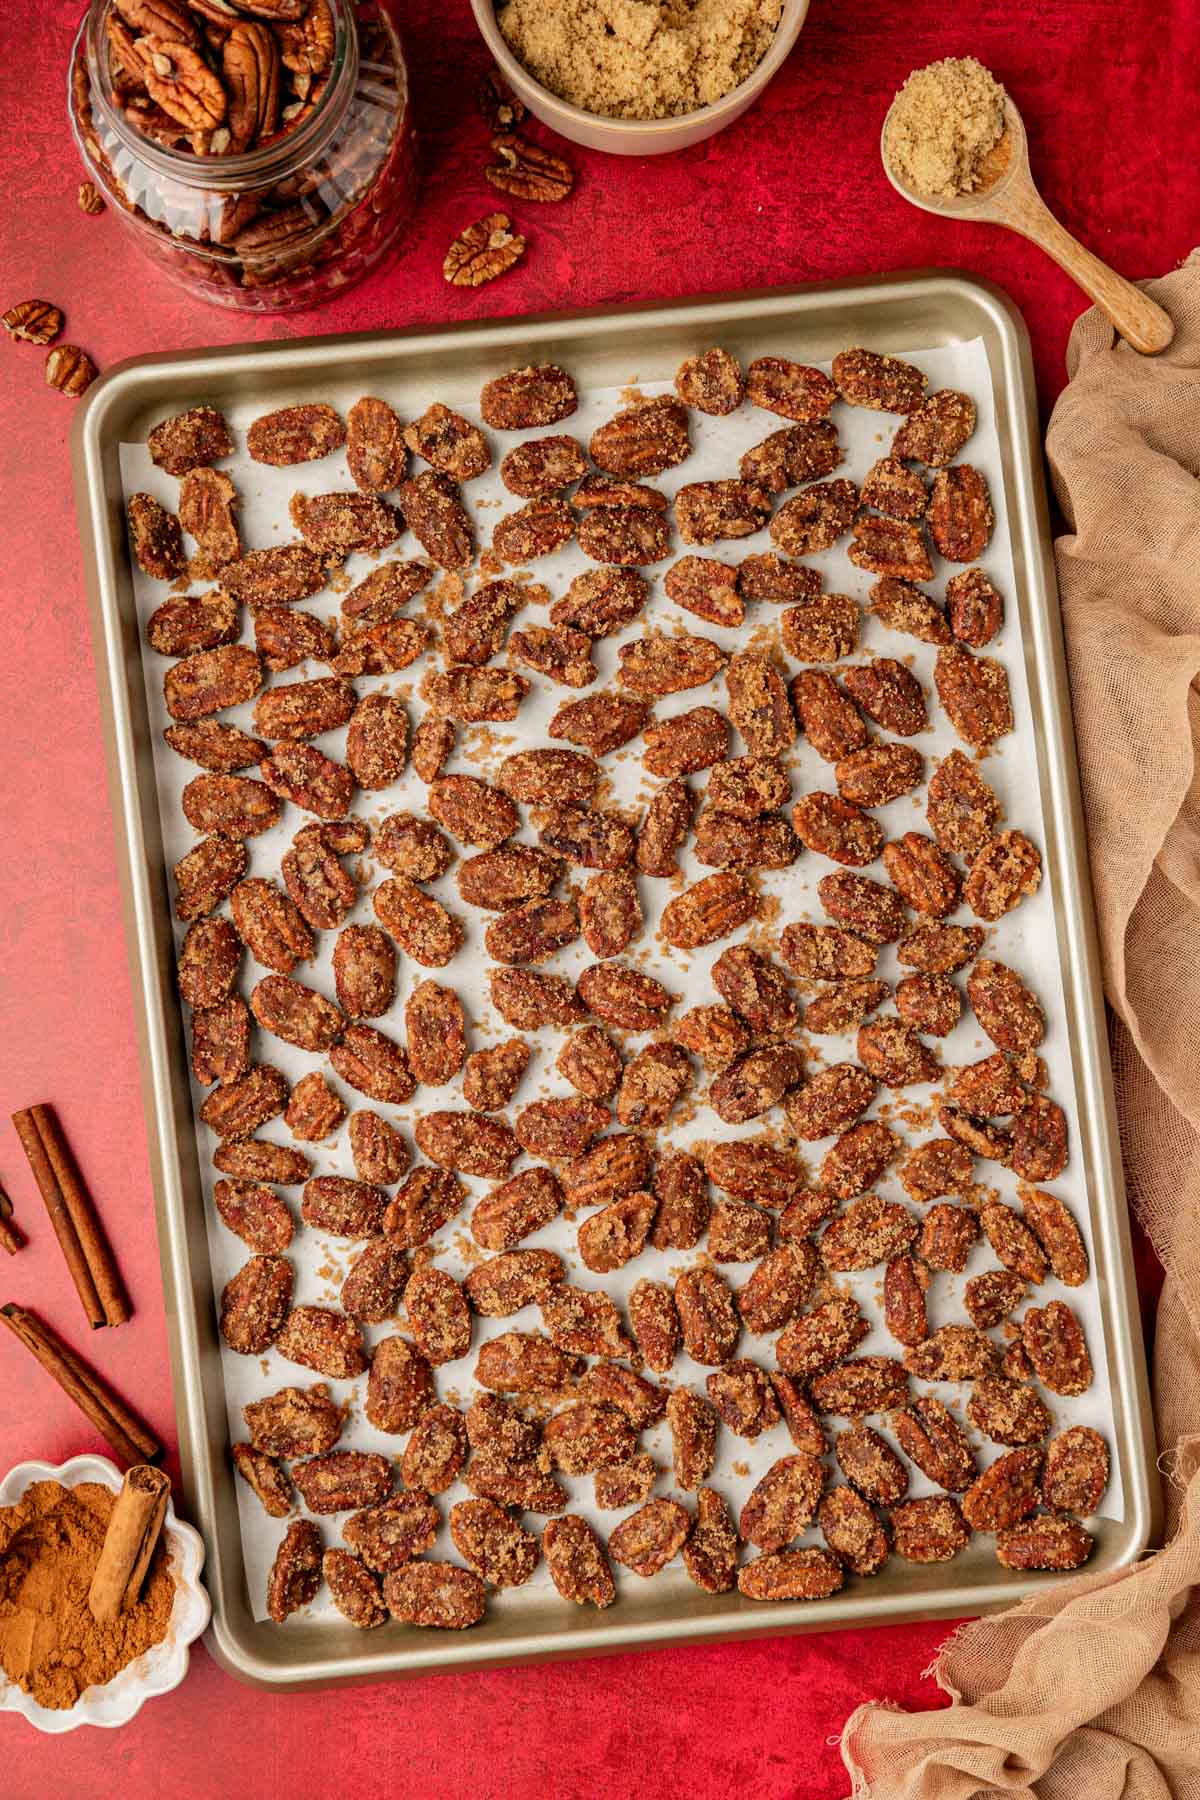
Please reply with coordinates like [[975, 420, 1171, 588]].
[[675, 346, 745, 414], [341, 1237, 410, 1324], [769, 480, 858, 556], [278, 823, 355, 931], [996, 1517, 1095, 1572], [937, 1104, 1012, 1164], [780, 592, 860, 663], [944, 567, 1003, 649], [818, 1485, 888, 1576], [179, 466, 240, 566], [891, 1497, 970, 1564], [147, 591, 237, 659], [574, 473, 668, 511], [538, 804, 636, 869], [708, 946, 795, 1035], [724, 652, 794, 757], [498, 749, 600, 810], [895, 1395, 976, 1494], [147, 402, 231, 475], [781, 1184, 855, 1238], [965, 833, 1044, 930], [510, 624, 597, 688], [963, 1270, 1026, 1332], [475, 1330, 577, 1393], [1041, 1426, 1109, 1515], [557, 1026, 622, 1101], [292, 1450, 391, 1516], [779, 922, 876, 981], [253, 675, 356, 743], [415, 1111, 518, 1180], [843, 661, 929, 739], [709, 1044, 805, 1125], [546, 581, 646, 658], [1010, 1095, 1069, 1182], [544, 1403, 636, 1475], [396, 403, 487, 485], [693, 809, 800, 869], [248, 403, 344, 466], [128, 492, 185, 579], [513, 1096, 608, 1160], [617, 632, 726, 698], [671, 1005, 751, 1073], [342, 692, 407, 791], [589, 395, 689, 478], [361, 1333, 433, 1432], [965, 1372, 1049, 1447], [374, 876, 462, 969], [499, 434, 587, 499], [300, 1175, 388, 1240], [464, 1249, 563, 1317], [832, 346, 925, 410], [628, 1278, 680, 1373], [642, 708, 727, 781], [680, 1487, 738, 1593], [593, 1454, 659, 1510], [914, 1202, 977, 1276], [980, 1199, 1048, 1283], [792, 792, 883, 866], [493, 497, 576, 565], [377, 812, 453, 886], [791, 670, 867, 762], [736, 1242, 818, 1336], [869, 575, 952, 646], [540, 1284, 633, 1360], [858, 1019, 941, 1087], [200, 1063, 288, 1139], [704, 758, 788, 821], [459, 847, 562, 915], [746, 357, 836, 421], [892, 389, 976, 465], [164, 644, 262, 723], [178, 915, 241, 1010], [441, 580, 522, 665], [776, 1295, 868, 1380], [320, 1549, 385, 1629], [383, 1562, 486, 1629], [326, 924, 394, 1020], [819, 869, 908, 946], [573, 962, 671, 1032], [471, 1166, 562, 1251], [576, 1365, 665, 1430], [576, 507, 671, 566], [1023, 1299, 1092, 1396], [647, 1149, 708, 1250], [426, 774, 516, 852], [923, 764, 999, 868], [549, 690, 649, 756], [465, 1395, 540, 1466], [968, 960, 1045, 1054], [821, 1196, 916, 1270], [401, 982, 466, 1087], [576, 870, 640, 960], [276, 1304, 366, 1380], [214, 1178, 293, 1255], [706, 1360, 781, 1440], [961, 1446, 1043, 1532], [327, 1022, 413, 1107], [861, 456, 927, 522], [164, 718, 268, 773], [835, 1422, 908, 1505], [1019, 1186, 1087, 1286], [408, 716, 454, 786], [935, 645, 1014, 754], [807, 979, 892, 1038], [253, 605, 336, 675], [738, 1546, 845, 1601], [423, 662, 532, 724], [616, 1043, 691, 1129], [807, 1356, 908, 1417], [883, 833, 961, 918], [259, 741, 354, 820], [333, 614, 428, 678], [946, 1052, 1029, 1117], [739, 1453, 824, 1551], [608, 1499, 692, 1578], [929, 465, 994, 562], [398, 470, 472, 571], [674, 1265, 739, 1365], [881, 1252, 929, 1346], [674, 479, 772, 545], [905, 1325, 996, 1380], [285, 1072, 345, 1144], [404, 1265, 471, 1366], [783, 1067, 875, 1143], [660, 556, 742, 630], [223, 546, 325, 613], [289, 489, 401, 558], [895, 971, 961, 1037], [481, 364, 577, 430], [191, 995, 250, 1087], [249, 974, 343, 1053], [543, 1516, 615, 1608], [578, 1190, 657, 1272], [490, 967, 583, 1029], [633, 777, 692, 878], [463, 1038, 532, 1112], [739, 423, 843, 494], [738, 553, 823, 603], [707, 1199, 771, 1262], [897, 1140, 972, 1207], [847, 515, 934, 582], [266, 1519, 321, 1624], [662, 870, 757, 947]]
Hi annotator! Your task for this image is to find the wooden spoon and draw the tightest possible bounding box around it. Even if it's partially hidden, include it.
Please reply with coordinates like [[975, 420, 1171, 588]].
[[881, 95, 1174, 355]]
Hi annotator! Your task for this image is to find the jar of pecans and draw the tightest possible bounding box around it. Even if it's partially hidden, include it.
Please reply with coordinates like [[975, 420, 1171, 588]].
[[68, 0, 418, 312]]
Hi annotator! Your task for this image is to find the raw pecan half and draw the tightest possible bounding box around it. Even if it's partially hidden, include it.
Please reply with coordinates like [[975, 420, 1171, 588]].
[[443, 211, 526, 286], [486, 132, 574, 201]]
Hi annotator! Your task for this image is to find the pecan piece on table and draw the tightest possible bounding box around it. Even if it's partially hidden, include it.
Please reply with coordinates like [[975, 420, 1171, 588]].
[[443, 212, 526, 286], [486, 132, 574, 201]]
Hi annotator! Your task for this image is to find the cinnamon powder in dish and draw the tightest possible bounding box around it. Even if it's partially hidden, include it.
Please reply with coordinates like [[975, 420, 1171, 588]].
[[496, 0, 785, 120], [0, 1479, 175, 1710]]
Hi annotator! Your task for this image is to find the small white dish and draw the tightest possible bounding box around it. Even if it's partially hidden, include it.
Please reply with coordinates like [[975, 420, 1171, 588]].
[[0, 1453, 210, 1733]]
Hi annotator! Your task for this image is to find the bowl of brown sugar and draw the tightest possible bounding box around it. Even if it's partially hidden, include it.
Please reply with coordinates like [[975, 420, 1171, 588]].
[[0, 1455, 209, 1733], [471, 0, 811, 155]]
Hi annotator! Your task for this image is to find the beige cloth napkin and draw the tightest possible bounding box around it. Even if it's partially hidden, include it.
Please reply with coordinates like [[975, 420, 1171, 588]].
[[841, 254, 1200, 1799]]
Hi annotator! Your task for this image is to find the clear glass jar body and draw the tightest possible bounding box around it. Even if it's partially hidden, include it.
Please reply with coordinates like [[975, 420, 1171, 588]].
[[68, 1, 418, 312]]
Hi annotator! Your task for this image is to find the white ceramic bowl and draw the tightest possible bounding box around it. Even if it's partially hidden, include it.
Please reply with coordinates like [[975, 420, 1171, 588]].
[[470, 0, 811, 156], [0, 1454, 210, 1734]]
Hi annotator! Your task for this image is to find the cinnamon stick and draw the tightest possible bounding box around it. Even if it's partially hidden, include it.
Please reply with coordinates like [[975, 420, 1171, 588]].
[[88, 1464, 171, 1623], [0, 1304, 159, 1468], [0, 1181, 22, 1256], [11, 1106, 130, 1327]]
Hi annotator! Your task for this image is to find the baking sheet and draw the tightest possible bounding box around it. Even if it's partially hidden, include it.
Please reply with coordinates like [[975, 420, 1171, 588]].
[[118, 331, 1122, 1628]]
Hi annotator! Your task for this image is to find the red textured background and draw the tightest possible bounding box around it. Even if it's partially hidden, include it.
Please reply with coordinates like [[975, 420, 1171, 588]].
[[0, 1, 1187, 1793]]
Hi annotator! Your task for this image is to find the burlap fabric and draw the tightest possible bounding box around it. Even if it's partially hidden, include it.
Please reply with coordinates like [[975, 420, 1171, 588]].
[[842, 255, 1200, 1798]]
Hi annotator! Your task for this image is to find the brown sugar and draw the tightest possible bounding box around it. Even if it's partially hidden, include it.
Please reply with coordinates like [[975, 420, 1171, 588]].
[[0, 1479, 175, 1710], [497, 0, 784, 120], [886, 57, 1007, 200]]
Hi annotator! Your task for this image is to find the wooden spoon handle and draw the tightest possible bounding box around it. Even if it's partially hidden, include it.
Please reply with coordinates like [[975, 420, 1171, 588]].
[[992, 186, 1174, 355]]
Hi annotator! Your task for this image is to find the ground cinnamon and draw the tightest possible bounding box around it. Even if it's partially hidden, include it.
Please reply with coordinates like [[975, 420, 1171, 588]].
[[0, 1479, 175, 1710]]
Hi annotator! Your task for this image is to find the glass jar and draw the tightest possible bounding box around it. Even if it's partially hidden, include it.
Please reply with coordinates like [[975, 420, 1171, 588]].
[[68, 1, 418, 312]]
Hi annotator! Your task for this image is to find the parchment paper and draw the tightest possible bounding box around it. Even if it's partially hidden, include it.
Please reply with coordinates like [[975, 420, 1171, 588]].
[[119, 335, 1123, 1624]]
